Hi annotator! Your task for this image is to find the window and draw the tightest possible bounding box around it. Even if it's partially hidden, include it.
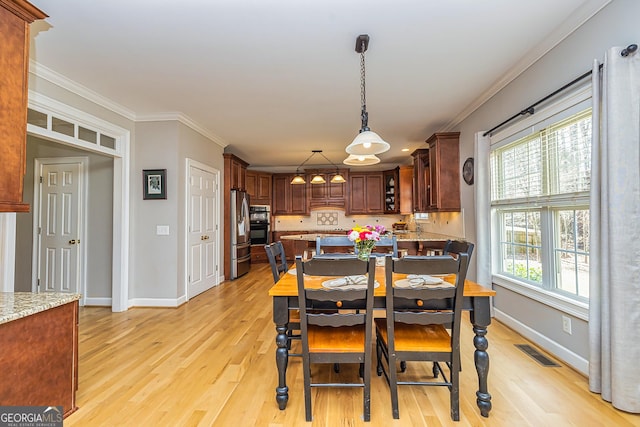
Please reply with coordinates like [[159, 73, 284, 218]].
[[491, 109, 591, 301]]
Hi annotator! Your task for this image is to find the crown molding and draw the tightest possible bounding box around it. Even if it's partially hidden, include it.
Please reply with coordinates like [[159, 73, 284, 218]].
[[29, 60, 227, 148]]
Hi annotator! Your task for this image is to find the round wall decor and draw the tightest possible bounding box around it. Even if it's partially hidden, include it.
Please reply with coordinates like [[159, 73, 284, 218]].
[[463, 157, 474, 185]]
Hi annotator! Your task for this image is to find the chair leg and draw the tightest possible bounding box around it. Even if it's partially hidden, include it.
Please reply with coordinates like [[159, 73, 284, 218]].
[[450, 360, 460, 421], [388, 354, 400, 419], [363, 350, 372, 422], [302, 356, 313, 422]]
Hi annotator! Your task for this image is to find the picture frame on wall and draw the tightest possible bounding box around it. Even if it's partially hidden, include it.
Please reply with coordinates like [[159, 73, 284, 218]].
[[143, 169, 167, 200]]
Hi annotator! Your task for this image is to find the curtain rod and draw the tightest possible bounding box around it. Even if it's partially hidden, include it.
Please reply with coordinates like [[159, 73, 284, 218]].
[[483, 43, 637, 137]]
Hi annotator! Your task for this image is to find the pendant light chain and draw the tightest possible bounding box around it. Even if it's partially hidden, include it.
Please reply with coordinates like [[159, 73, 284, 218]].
[[360, 43, 369, 130]]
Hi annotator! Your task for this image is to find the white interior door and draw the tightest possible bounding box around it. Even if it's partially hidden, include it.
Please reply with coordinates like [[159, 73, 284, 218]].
[[36, 159, 85, 294], [187, 164, 218, 298]]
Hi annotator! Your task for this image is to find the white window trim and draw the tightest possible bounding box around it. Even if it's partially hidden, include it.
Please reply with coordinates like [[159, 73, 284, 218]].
[[488, 84, 592, 316]]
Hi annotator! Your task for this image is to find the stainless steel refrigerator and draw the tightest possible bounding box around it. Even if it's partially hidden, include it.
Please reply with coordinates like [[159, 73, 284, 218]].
[[230, 189, 251, 279]]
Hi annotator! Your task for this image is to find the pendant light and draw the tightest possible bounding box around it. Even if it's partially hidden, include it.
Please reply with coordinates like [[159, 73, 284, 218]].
[[345, 34, 390, 156], [290, 150, 347, 185], [343, 154, 380, 166]]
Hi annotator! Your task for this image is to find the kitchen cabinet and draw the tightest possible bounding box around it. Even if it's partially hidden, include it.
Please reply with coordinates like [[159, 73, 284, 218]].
[[383, 168, 399, 214], [412, 132, 461, 212], [0, 1, 47, 212], [307, 169, 348, 210], [0, 295, 79, 418], [246, 170, 272, 205], [348, 172, 384, 214], [398, 165, 413, 214], [272, 174, 308, 215], [223, 153, 248, 191]]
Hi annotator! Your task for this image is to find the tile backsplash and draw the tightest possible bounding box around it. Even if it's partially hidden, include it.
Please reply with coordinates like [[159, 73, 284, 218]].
[[273, 210, 403, 232]]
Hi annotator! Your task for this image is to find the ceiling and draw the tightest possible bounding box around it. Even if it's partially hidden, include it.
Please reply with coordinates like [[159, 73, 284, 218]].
[[28, 0, 609, 171]]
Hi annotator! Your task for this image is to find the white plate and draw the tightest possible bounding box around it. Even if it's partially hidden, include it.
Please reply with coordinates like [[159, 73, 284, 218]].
[[322, 275, 380, 289]]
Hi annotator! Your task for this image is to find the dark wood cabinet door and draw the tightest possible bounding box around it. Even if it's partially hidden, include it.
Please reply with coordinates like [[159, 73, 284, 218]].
[[272, 175, 289, 215], [290, 179, 307, 214], [257, 174, 272, 200], [348, 172, 383, 214], [426, 132, 460, 211], [0, 3, 47, 212], [272, 174, 308, 215]]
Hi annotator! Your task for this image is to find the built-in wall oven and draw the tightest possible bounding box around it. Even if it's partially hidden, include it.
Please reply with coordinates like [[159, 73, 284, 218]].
[[249, 205, 270, 245]]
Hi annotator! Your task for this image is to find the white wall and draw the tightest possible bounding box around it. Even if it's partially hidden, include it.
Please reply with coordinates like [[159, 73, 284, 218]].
[[454, 0, 638, 370]]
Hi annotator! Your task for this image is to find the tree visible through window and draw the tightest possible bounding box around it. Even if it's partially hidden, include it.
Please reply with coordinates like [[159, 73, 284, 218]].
[[491, 109, 591, 300]]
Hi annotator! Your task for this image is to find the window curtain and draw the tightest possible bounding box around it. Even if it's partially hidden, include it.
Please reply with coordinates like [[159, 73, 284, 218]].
[[589, 46, 640, 412], [474, 132, 492, 287]]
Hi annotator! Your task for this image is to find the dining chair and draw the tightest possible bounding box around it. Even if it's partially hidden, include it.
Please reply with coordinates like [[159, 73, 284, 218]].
[[265, 241, 300, 355], [443, 240, 474, 268], [375, 253, 468, 421], [374, 234, 398, 257], [295, 255, 376, 422], [315, 236, 355, 257], [264, 241, 288, 283]]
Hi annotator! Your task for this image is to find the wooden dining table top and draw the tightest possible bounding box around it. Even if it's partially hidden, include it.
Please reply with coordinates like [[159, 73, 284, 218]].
[[268, 264, 496, 298]]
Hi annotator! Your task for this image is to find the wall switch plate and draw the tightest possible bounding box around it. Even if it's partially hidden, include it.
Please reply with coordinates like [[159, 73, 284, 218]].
[[562, 315, 572, 334], [156, 225, 170, 235]]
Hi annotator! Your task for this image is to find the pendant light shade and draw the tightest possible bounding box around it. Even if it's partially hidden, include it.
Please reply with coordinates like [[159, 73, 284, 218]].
[[343, 154, 380, 166], [330, 173, 347, 184], [290, 173, 306, 185], [346, 34, 390, 156], [345, 130, 390, 155], [310, 174, 326, 184]]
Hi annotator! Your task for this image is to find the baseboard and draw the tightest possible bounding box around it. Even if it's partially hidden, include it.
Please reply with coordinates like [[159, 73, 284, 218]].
[[493, 308, 589, 375], [127, 297, 185, 308], [83, 297, 112, 306]]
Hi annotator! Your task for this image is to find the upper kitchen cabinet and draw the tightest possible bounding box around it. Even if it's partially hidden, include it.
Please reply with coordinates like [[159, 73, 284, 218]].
[[0, 0, 47, 212], [412, 132, 461, 212], [307, 169, 348, 210], [398, 165, 413, 214], [383, 168, 399, 214], [272, 174, 308, 216], [348, 172, 384, 215], [245, 170, 272, 205], [223, 153, 248, 191]]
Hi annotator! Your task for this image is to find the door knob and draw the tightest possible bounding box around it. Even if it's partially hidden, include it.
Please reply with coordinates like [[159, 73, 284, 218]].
[[69, 239, 77, 244]]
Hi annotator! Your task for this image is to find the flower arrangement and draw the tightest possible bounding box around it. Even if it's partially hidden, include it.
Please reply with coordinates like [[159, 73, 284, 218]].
[[347, 224, 386, 261]]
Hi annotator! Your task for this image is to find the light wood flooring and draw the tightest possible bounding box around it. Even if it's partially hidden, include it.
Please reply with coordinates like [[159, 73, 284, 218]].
[[65, 264, 640, 426]]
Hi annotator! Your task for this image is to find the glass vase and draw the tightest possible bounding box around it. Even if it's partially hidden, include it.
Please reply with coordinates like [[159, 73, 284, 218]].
[[356, 242, 373, 261]]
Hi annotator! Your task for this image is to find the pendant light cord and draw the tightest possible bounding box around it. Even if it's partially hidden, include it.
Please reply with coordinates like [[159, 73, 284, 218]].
[[360, 41, 369, 131]]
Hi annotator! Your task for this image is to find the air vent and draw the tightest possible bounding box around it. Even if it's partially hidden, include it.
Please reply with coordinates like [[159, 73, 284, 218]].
[[515, 344, 560, 367]]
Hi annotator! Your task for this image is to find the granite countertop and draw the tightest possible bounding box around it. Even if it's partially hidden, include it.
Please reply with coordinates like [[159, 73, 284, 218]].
[[0, 292, 81, 325], [279, 231, 463, 242]]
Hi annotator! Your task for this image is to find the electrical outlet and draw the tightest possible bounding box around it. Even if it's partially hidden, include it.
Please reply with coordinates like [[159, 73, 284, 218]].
[[562, 315, 572, 334]]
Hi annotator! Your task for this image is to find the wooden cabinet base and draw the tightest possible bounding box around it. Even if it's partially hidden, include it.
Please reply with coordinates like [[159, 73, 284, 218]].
[[0, 301, 78, 418]]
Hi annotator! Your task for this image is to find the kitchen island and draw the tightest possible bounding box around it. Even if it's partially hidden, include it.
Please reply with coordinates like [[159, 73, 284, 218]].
[[0, 292, 80, 417], [279, 231, 464, 257]]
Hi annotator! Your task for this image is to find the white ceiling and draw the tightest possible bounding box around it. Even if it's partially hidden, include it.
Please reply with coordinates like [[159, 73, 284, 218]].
[[28, 0, 609, 171]]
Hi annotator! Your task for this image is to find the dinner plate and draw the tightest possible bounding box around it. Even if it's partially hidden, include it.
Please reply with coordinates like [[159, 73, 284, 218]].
[[322, 275, 380, 289]]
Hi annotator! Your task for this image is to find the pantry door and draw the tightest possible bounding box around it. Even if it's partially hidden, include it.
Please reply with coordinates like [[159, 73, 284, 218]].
[[187, 161, 219, 298]]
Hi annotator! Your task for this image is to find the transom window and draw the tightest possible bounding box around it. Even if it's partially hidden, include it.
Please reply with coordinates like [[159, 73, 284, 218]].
[[491, 109, 591, 301]]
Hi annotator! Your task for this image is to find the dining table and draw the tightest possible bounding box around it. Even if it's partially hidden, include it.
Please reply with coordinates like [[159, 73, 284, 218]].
[[268, 262, 497, 418]]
